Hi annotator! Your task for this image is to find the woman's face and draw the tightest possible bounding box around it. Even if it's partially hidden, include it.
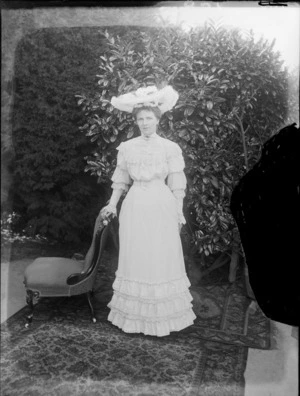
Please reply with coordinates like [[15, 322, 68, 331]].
[[136, 109, 159, 138]]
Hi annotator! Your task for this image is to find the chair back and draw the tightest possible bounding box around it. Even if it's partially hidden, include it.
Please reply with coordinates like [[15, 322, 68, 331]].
[[67, 216, 111, 287], [85, 224, 110, 278]]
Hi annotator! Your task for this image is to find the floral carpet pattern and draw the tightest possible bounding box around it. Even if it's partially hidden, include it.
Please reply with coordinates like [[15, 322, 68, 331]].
[[1, 314, 247, 396], [0, 251, 271, 395], [181, 282, 271, 349]]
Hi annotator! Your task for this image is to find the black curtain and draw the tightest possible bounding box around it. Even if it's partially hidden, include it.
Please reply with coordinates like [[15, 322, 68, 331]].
[[230, 123, 300, 327]]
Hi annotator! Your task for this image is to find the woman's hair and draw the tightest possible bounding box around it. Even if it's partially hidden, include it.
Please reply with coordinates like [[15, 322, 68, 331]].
[[132, 106, 162, 120]]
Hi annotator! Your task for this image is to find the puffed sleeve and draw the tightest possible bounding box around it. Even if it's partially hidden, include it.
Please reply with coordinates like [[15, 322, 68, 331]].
[[111, 143, 132, 192], [166, 142, 187, 198]]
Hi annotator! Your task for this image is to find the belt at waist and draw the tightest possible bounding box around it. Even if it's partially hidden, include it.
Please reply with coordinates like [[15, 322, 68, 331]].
[[133, 179, 166, 188]]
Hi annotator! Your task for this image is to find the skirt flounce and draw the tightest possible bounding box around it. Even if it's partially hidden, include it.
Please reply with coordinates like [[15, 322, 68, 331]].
[[107, 275, 196, 337], [108, 307, 196, 337], [111, 274, 192, 299]]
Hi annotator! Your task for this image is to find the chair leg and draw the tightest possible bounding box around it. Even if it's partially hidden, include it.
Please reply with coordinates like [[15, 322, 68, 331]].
[[25, 290, 40, 328], [87, 291, 97, 323]]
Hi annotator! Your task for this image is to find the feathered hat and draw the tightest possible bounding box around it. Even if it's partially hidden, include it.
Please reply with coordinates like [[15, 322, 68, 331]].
[[111, 85, 179, 114]]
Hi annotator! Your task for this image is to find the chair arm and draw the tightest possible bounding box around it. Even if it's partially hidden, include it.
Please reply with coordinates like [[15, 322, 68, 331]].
[[67, 272, 89, 286], [71, 253, 85, 261]]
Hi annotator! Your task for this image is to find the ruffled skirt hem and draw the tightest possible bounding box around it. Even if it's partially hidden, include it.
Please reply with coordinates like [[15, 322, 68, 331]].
[[107, 275, 196, 337], [107, 308, 196, 337], [108, 290, 194, 318], [112, 274, 192, 299]]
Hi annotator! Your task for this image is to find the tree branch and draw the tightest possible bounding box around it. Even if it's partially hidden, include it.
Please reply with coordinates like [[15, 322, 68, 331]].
[[235, 113, 249, 171]]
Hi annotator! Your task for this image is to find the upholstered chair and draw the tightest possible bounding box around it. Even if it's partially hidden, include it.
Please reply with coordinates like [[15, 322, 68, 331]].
[[23, 212, 112, 327]]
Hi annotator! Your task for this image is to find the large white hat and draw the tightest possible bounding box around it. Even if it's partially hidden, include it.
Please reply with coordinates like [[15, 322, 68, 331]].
[[111, 85, 179, 114]]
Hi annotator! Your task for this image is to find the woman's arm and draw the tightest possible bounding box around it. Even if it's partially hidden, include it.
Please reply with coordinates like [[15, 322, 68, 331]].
[[166, 142, 187, 230], [100, 143, 131, 219], [172, 189, 186, 226], [167, 172, 187, 227], [101, 188, 124, 218]]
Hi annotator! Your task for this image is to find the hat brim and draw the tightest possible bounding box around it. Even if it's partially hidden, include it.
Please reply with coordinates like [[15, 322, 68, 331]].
[[111, 86, 179, 114]]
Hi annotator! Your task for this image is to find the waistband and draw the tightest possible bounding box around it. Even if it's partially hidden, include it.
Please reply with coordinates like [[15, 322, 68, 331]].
[[133, 179, 165, 188]]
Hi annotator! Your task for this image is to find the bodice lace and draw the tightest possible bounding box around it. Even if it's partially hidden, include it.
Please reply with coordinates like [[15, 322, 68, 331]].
[[111, 133, 187, 195]]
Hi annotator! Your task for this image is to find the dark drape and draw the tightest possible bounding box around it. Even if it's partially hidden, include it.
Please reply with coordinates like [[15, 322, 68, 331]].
[[230, 123, 300, 326]]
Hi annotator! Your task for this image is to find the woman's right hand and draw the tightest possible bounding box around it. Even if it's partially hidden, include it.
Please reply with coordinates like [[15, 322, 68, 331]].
[[94, 205, 116, 229], [100, 204, 117, 221]]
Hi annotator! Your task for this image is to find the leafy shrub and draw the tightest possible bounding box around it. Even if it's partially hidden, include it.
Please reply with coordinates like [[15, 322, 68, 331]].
[[1, 211, 47, 245], [78, 22, 290, 260], [12, 28, 109, 242], [286, 67, 299, 126]]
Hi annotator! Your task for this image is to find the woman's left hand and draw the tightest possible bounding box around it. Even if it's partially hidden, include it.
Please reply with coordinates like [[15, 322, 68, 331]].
[[178, 212, 186, 234]]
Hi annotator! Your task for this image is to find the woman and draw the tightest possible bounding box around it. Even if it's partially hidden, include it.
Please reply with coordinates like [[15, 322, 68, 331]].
[[102, 85, 196, 337]]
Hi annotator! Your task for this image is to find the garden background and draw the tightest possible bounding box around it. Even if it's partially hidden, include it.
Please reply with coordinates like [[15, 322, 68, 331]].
[[1, 4, 299, 271]]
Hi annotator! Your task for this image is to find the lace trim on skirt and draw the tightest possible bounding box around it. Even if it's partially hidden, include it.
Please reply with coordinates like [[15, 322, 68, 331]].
[[112, 274, 192, 299]]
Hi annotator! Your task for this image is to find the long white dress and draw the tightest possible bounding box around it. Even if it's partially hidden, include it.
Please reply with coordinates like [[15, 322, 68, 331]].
[[107, 132, 196, 337]]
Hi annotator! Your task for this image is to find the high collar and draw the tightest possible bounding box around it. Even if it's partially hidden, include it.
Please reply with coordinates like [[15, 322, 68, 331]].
[[140, 132, 158, 141]]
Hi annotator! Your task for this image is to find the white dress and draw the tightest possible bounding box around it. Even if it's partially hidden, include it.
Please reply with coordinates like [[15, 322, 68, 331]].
[[107, 133, 196, 337]]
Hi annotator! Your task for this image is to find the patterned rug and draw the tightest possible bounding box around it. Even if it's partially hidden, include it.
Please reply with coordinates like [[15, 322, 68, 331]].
[[1, 302, 247, 396], [0, 251, 271, 395], [179, 279, 272, 350]]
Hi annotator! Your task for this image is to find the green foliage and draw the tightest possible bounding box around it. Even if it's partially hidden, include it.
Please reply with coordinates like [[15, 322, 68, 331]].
[[77, 23, 289, 256], [12, 28, 108, 242], [79, 23, 290, 256], [286, 67, 299, 126], [1, 211, 46, 245]]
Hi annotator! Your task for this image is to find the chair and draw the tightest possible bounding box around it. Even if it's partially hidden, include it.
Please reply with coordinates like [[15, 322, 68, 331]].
[[23, 212, 112, 328]]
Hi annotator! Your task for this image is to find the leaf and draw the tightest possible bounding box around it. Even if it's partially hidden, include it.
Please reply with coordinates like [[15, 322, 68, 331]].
[[127, 128, 134, 139], [206, 101, 213, 110], [184, 107, 195, 117], [207, 78, 219, 86], [210, 177, 219, 189], [214, 97, 226, 103], [118, 122, 127, 131]]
